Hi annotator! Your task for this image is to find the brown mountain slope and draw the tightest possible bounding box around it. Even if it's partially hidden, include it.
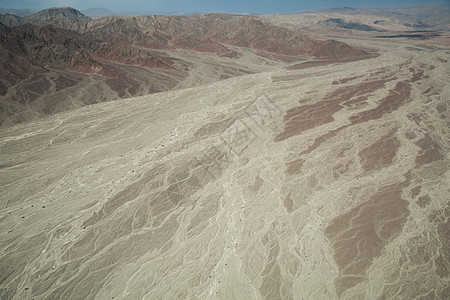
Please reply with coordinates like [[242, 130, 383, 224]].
[[0, 22, 47, 85], [0, 7, 91, 31], [1, 23, 113, 76], [0, 8, 369, 127], [83, 13, 364, 58], [0, 14, 22, 27], [1, 8, 368, 63]]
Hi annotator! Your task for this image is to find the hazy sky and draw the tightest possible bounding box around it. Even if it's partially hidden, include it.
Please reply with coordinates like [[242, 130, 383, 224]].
[[0, 0, 448, 14]]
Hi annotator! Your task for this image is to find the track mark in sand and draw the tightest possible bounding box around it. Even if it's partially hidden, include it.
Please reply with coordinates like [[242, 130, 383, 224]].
[[287, 60, 337, 70], [358, 128, 400, 171], [429, 205, 450, 280], [194, 117, 234, 138], [348, 81, 411, 124], [275, 100, 343, 142], [46, 149, 230, 299], [259, 231, 292, 300], [285, 158, 305, 176], [82, 147, 229, 228], [332, 76, 359, 85], [286, 55, 375, 71], [281, 80, 411, 173], [277, 65, 415, 148], [415, 134, 444, 167], [325, 181, 410, 296], [275, 79, 389, 142]]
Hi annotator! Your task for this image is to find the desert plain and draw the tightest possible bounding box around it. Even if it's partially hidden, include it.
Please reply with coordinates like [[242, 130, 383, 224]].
[[0, 23, 449, 300]]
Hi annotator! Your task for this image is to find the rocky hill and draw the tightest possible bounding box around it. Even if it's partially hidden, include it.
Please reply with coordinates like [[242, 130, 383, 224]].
[[1, 7, 367, 58], [1, 7, 90, 31], [1, 23, 113, 77], [0, 7, 369, 126]]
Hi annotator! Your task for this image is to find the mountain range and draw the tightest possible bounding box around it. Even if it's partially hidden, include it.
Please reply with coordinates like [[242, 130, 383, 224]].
[[260, 4, 450, 35], [1, 4, 447, 127], [0, 7, 368, 126], [0, 7, 37, 17]]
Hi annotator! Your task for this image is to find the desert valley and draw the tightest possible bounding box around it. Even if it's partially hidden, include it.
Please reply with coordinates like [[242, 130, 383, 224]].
[[0, 3, 449, 299]]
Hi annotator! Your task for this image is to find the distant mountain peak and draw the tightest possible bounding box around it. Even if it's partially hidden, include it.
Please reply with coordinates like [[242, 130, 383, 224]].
[[33, 6, 90, 19], [0, 7, 37, 17], [0, 6, 91, 30]]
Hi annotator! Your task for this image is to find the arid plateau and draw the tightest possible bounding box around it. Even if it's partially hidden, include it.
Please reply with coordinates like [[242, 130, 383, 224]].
[[0, 6, 449, 300]]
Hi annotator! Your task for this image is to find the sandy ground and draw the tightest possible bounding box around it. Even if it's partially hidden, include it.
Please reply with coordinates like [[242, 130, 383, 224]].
[[0, 37, 449, 299], [0, 44, 296, 128], [0, 45, 288, 127]]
